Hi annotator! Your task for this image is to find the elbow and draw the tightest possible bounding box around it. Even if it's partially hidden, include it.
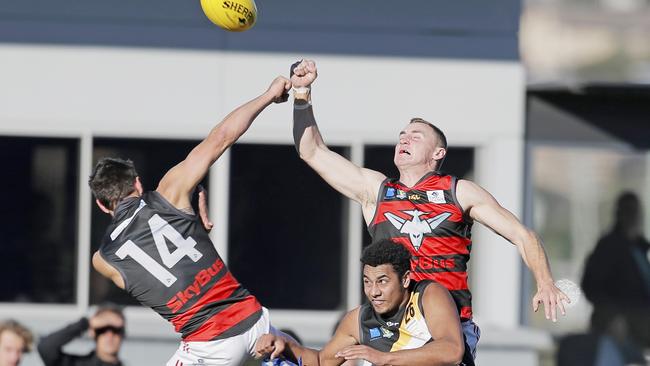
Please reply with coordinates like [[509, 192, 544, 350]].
[[209, 127, 236, 149], [512, 228, 537, 251], [446, 342, 465, 366], [36, 342, 55, 365], [523, 228, 539, 245], [298, 149, 315, 162], [297, 144, 321, 164]]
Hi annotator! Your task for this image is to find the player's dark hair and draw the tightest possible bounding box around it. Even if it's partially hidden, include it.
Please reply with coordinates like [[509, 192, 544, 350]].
[[89, 158, 138, 211], [361, 239, 412, 279]]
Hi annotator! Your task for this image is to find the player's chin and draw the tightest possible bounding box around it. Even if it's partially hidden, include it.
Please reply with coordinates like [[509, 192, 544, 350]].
[[371, 302, 388, 314]]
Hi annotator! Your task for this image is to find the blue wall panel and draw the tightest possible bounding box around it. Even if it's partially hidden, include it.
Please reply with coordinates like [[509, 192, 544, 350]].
[[0, 0, 520, 60]]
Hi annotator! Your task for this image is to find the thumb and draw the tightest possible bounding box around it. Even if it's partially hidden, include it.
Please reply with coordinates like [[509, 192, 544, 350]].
[[532, 295, 540, 312]]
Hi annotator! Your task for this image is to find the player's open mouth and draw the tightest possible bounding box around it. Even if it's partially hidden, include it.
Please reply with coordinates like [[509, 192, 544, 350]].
[[399, 149, 410, 155]]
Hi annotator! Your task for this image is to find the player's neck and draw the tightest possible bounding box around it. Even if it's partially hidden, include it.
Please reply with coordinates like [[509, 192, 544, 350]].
[[109, 192, 142, 217], [398, 165, 433, 187]]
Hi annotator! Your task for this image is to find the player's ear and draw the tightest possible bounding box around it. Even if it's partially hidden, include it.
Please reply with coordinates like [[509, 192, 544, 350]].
[[432, 147, 446, 162], [402, 271, 411, 288], [134, 176, 143, 195], [96, 199, 112, 214]]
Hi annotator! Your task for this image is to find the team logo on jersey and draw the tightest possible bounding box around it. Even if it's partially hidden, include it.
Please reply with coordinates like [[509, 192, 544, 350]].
[[369, 327, 382, 340], [384, 210, 452, 251], [385, 188, 396, 198], [381, 327, 394, 338], [408, 193, 422, 201], [396, 190, 407, 199], [426, 190, 446, 204]]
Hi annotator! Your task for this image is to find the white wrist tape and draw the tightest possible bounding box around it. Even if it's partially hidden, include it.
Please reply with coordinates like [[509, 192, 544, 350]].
[[292, 86, 311, 94]]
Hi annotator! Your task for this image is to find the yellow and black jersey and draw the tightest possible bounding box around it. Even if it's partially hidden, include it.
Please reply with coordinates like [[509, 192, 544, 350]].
[[358, 280, 432, 364]]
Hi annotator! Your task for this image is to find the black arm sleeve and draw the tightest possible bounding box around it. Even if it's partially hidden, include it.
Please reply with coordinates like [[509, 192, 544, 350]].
[[293, 100, 316, 154], [37, 317, 89, 366]]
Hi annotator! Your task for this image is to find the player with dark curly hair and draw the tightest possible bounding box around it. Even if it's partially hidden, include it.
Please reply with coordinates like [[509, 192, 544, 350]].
[[255, 239, 464, 366]]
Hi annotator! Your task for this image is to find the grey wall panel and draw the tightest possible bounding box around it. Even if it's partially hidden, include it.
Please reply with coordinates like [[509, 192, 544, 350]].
[[0, 0, 520, 59]]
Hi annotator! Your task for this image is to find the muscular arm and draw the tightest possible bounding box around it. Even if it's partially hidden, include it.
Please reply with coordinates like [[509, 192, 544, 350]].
[[318, 309, 361, 366], [292, 60, 385, 220], [456, 179, 568, 321], [157, 77, 291, 209], [383, 283, 464, 366], [37, 318, 89, 366]]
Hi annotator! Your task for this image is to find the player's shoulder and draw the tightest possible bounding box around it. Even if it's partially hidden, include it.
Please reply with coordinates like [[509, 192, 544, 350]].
[[455, 178, 479, 192], [344, 306, 362, 324], [333, 306, 362, 340], [361, 167, 388, 187], [455, 178, 497, 210], [419, 280, 452, 301]]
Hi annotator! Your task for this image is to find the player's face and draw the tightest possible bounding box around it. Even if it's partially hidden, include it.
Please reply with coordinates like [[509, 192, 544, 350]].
[[394, 122, 440, 169], [0, 331, 25, 366], [363, 264, 408, 316]]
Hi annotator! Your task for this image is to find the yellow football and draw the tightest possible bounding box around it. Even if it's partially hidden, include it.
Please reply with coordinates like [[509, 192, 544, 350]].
[[200, 0, 257, 32]]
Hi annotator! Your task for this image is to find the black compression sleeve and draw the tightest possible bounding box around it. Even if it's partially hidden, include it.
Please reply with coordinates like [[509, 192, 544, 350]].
[[293, 100, 316, 154]]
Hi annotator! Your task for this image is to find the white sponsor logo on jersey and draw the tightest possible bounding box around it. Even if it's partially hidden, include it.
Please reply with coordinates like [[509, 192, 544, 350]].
[[426, 190, 446, 204], [384, 210, 452, 251]]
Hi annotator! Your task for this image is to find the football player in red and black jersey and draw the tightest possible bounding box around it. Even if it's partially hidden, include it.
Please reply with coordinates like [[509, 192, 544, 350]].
[[289, 59, 569, 364], [89, 76, 291, 366]]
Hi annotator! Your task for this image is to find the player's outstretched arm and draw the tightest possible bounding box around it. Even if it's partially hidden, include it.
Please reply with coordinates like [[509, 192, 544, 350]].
[[336, 285, 464, 366], [291, 59, 385, 215], [157, 76, 291, 209], [456, 179, 569, 322]]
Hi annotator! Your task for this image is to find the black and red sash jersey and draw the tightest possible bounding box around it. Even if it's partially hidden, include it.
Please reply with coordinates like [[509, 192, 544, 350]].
[[368, 172, 474, 320], [99, 191, 262, 341]]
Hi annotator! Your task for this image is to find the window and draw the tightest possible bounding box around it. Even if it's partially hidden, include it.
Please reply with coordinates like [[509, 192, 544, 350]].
[[228, 144, 348, 310], [90, 138, 204, 305], [0, 136, 79, 303]]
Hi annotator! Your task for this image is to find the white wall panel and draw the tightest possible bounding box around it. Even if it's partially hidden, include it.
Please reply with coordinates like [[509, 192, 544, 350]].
[[0, 45, 523, 147]]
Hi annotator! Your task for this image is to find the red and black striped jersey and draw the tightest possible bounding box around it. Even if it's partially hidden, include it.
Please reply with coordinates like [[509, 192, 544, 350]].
[[368, 173, 474, 320], [99, 191, 262, 341]]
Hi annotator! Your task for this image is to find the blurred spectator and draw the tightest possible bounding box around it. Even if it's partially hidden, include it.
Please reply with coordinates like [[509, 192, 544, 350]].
[[0, 320, 33, 366], [558, 191, 649, 365], [38, 305, 125, 366], [581, 191, 650, 348]]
